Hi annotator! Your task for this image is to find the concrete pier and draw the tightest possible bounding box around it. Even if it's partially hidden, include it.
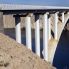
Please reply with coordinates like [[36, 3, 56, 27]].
[[15, 16, 21, 44], [54, 12, 58, 40], [25, 15, 32, 50], [35, 14, 40, 57], [48, 15, 51, 40], [43, 13, 49, 61], [62, 12, 64, 23]]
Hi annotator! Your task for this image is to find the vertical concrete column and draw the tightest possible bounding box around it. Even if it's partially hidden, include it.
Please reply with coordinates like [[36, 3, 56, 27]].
[[43, 12, 49, 61], [64, 12, 69, 24], [25, 15, 32, 50], [48, 15, 51, 40], [62, 12, 64, 23], [15, 16, 21, 44], [54, 12, 58, 40], [35, 14, 40, 57], [0, 11, 4, 33]]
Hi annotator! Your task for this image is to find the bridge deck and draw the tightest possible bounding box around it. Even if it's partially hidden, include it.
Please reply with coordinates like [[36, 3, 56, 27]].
[[0, 4, 69, 10]]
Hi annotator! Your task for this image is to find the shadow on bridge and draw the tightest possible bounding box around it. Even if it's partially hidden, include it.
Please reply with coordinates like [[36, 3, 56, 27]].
[[53, 20, 69, 69]]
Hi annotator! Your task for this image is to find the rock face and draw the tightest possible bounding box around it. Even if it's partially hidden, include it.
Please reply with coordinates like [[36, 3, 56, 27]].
[[0, 33, 55, 69]]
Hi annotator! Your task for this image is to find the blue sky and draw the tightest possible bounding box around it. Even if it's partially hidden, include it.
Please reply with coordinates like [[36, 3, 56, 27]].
[[0, 0, 69, 6]]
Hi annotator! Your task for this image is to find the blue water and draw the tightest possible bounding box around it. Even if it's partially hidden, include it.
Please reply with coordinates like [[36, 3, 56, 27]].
[[53, 30, 69, 69], [4, 28, 69, 69]]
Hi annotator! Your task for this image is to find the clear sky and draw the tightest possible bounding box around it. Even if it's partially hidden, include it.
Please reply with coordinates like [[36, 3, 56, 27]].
[[0, 0, 69, 7]]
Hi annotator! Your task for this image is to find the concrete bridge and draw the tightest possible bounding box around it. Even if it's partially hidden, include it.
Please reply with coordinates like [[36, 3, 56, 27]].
[[0, 4, 69, 63]]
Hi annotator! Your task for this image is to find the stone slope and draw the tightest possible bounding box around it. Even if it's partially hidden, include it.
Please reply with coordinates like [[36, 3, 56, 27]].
[[0, 33, 55, 69]]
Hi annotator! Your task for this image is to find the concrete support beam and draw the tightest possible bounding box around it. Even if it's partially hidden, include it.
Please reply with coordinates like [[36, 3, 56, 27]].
[[62, 12, 64, 23], [25, 15, 32, 50], [54, 12, 58, 40], [43, 12, 49, 61], [48, 15, 51, 40], [64, 12, 69, 24], [15, 16, 21, 44], [35, 14, 40, 57], [0, 11, 4, 33]]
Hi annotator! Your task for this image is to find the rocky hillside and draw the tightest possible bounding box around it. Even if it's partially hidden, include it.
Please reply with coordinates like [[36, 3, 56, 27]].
[[0, 33, 55, 69]]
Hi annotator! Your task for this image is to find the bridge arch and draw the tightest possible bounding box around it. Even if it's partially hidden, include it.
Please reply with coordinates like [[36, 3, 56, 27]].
[[53, 18, 69, 69]]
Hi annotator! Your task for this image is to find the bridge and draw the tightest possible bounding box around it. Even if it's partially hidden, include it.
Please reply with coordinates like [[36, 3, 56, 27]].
[[0, 4, 69, 63]]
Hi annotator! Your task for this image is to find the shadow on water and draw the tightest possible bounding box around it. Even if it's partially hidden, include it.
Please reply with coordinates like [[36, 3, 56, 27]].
[[53, 30, 69, 69]]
